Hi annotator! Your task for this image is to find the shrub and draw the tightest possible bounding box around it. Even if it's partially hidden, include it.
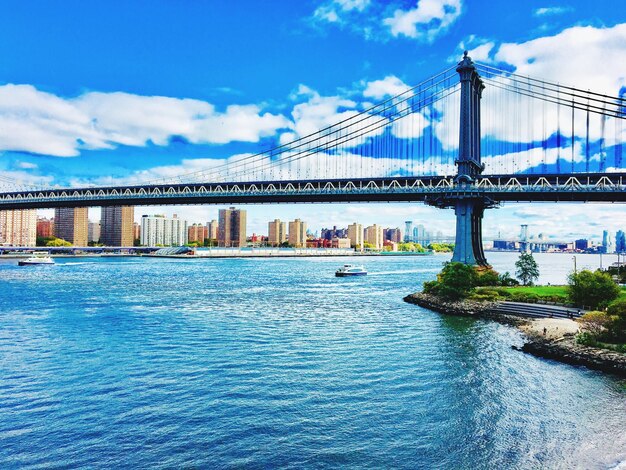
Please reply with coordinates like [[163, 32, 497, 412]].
[[427, 262, 478, 301], [423, 280, 439, 295], [567, 270, 620, 309], [498, 272, 519, 287], [577, 311, 612, 338], [476, 269, 500, 287], [606, 298, 626, 342]]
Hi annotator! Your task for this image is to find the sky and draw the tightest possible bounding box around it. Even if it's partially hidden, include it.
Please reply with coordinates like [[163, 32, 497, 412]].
[[1, 0, 625, 241]]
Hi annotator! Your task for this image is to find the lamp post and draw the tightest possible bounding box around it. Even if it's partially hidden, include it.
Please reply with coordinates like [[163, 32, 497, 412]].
[[573, 255, 577, 275]]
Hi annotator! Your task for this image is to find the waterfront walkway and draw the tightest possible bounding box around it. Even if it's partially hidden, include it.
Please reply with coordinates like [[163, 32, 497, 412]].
[[490, 302, 584, 320]]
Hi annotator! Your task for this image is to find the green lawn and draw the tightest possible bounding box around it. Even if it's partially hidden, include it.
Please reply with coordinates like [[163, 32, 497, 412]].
[[502, 285, 626, 300]]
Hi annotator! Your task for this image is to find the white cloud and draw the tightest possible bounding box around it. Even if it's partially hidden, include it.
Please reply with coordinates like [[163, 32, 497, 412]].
[[363, 75, 411, 100], [0, 85, 290, 157], [383, 0, 462, 42], [473, 23, 626, 95], [533, 6, 573, 17], [17, 161, 38, 170], [313, 0, 371, 25]]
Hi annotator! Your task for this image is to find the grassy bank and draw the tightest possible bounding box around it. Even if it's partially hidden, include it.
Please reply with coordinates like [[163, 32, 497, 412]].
[[474, 285, 626, 305]]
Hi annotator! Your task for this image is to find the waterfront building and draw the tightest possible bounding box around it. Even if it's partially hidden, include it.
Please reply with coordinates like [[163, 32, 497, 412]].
[[602, 230, 615, 253], [101, 206, 134, 246], [288, 219, 307, 248], [36, 217, 54, 238], [188, 223, 207, 244], [365, 224, 384, 250], [414, 224, 428, 245], [0, 209, 37, 246], [140, 214, 188, 246], [321, 226, 347, 240], [218, 207, 246, 247], [404, 221, 413, 242], [54, 207, 88, 246], [385, 227, 402, 243], [347, 222, 363, 249], [133, 222, 141, 242], [268, 219, 287, 246], [575, 239, 589, 251], [616, 230, 626, 253], [88, 221, 101, 243], [206, 220, 218, 241], [332, 237, 351, 249]]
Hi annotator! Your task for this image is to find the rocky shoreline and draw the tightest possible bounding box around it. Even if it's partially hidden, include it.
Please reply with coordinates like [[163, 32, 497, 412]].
[[403, 292, 626, 378]]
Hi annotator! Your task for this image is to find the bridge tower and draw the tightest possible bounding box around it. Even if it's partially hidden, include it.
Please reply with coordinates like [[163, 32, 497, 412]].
[[426, 51, 494, 266]]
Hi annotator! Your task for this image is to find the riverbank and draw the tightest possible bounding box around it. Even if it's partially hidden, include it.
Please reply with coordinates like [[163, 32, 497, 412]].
[[403, 292, 626, 377]]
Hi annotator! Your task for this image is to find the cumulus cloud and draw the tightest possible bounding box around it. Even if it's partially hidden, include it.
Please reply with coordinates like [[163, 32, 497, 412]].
[[463, 23, 626, 95], [363, 75, 412, 100], [311, 0, 461, 42], [0, 85, 290, 157], [383, 0, 462, 42]]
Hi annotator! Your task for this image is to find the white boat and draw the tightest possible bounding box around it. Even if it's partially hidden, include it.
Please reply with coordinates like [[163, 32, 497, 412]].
[[18, 255, 55, 266], [335, 264, 367, 277]]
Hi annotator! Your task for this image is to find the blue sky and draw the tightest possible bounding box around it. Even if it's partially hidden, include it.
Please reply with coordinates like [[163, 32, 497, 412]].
[[1, 0, 625, 240]]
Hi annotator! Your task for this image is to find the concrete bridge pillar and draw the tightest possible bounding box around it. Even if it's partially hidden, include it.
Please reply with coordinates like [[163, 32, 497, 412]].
[[451, 199, 487, 266]]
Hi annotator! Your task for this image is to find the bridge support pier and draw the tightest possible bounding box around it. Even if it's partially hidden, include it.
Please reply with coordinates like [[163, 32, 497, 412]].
[[451, 199, 488, 266]]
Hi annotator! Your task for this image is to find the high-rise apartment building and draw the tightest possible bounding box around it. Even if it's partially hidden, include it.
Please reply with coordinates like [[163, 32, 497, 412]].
[[385, 227, 402, 243], [365, 224, 384, 250], [100, 206, 134, 246], [616, 230, 626, 253], [288, 219, 307, 247], [206, 220, 218, 241], [88, 221, 101, 243], [133, 222, 141, 242], [218, 207, 246, 247], [188, 223, 207, 243], [36, 217, 54, 238], [268, 219, 287, 246], [347, 222, 363, 249], [0, 209, 37, 246], [140, 214, 188, 246], [404, 221, 413, 242], [54, 207, 88, 246]]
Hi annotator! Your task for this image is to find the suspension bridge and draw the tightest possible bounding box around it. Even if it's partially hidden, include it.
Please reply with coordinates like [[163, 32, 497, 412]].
[[1, 52, 625, 265]]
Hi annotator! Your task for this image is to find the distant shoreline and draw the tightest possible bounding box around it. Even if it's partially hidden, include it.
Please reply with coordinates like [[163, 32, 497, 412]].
[[1, 251, 438, 259]]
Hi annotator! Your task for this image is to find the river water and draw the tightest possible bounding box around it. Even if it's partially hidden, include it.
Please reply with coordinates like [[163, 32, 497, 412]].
[[0, 252, 624, 469]]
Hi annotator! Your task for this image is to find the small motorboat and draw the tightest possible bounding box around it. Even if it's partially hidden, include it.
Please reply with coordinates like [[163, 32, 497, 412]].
[[18, 255, 55, 266], [335, 264, 367, 277]]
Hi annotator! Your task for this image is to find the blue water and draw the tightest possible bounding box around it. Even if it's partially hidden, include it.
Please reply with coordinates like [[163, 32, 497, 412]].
[[1, 253, 625, 469]]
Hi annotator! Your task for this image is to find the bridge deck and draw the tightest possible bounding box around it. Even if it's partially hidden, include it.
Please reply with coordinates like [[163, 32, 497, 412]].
[[1, 173, 625, 209]]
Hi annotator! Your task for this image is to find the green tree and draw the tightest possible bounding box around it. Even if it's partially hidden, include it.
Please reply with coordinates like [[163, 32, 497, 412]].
[[567, 270, 620, 310], [515, 252, 539, 286], [428, 243, 454, 253], [45, 237, 72, 247], [429, 262, 478, 301]]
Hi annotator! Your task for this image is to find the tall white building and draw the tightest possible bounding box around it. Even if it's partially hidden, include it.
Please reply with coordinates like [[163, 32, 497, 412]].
[[347, 222, 363, 250], [268, 219, 287, 246], [365, 224, 384, 250], [88, 221, 101, 243], [140, 214, 188, 246], [0, 209, 37, 246], [288, 219, 307, 248]]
